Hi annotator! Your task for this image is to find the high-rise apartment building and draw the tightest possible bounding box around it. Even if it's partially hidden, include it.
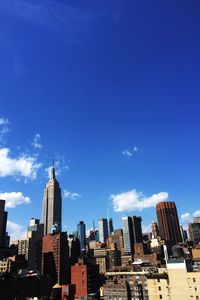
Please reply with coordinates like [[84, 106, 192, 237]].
[[98, 218, 108, 243], [156, 202, 181, 244], [77, 221, 86, 251], [42, 167, 62, 235], [0, 200, 8, 248], [42, 232, 70, 285]]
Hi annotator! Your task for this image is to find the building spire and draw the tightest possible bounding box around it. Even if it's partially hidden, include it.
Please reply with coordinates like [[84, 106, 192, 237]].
[[51, 160, 56, 180]]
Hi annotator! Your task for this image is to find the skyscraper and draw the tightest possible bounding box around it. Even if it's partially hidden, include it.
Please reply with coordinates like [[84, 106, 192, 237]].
[[77, 221, 86, 250], [0, 200, 8, 248], [132, 216, 143, 243], [156, 202, 181, 244], [42, 167, 62, 235], [98, 218, 108, 243], [122, 216, 134, 255]]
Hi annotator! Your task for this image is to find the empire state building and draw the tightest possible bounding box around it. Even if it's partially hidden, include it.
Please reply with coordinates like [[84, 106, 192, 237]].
[[42, 167, 62, 235]]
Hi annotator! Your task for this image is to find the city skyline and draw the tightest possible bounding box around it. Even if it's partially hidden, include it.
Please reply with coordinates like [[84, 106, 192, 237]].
[[0, 0, 200, 241]]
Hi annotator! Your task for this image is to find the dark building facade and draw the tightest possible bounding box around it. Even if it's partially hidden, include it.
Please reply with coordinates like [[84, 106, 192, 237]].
[[42, 167, 62, 235], [108, 218, 114, 235], [77, 221, 86, 251], [156, 202, 181, 244], [132, 216, 143, 243], [0, 200, 8, 249]]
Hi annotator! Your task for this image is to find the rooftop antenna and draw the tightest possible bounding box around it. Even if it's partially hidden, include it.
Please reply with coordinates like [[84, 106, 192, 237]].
[[51, 159, 56, 179], [92, 214, 95, 231]]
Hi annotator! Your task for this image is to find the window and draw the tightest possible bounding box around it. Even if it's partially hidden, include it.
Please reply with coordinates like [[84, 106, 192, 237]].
[[158, 287, 161, 291], [159, 296, 162, 299]]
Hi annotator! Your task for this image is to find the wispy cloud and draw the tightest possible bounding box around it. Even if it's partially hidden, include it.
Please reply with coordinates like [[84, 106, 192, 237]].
[[0, 148, 42, 180], [7, 221, 26, 241], [63, 190, 81, 200], [0, 0, 98, 45], [45, 154, 69, 179], [111, 189, 168, 212], [32, 133, 43, 150], [0, 192, 31, 208], [122, 146, 139, 158], [0, 117, 10, 146]]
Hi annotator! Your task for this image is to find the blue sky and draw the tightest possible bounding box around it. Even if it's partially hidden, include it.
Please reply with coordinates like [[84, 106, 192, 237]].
[[0, 0, 200, 240]]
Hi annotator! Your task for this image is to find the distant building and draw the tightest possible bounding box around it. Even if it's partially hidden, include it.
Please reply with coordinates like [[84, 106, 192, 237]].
[[151, 220, 159, 239], [98, 219, 108, 243], [27, 218, 44, 271], [122, 216, 134, 255], [132, 216, 143, 243], [18, 238, 29, 260], [180, 225, 188, 243], [68, 235, 80, 265], [108, 218, 114, 235], [42, 232, 70, 285], [107, 229, 124, 251], [42, 166, 62, 235], [189, 221, 200, 243], [156, 202, 181, 244], [77, 221, 86, 251]]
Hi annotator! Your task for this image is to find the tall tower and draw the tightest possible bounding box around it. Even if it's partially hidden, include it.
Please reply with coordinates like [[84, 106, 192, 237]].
[[156, 202, 181, 244], [42, 166, 62, 235], [77, 221, 86, 251], [98, 218, 108, 243]]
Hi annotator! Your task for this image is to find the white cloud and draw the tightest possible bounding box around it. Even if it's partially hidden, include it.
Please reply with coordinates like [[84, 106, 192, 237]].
[[181, 213, 193, 223], [63, 190, 81, 200], [193, 210, 200, 218], [32, 133, 43, 149], [7, 221, 26, 241], [0, 148, 42, 180], [0, 192, 31, 208], [111, 189, 169, 212], [122, 146, 139, 158], [180, 210, 200, 226]]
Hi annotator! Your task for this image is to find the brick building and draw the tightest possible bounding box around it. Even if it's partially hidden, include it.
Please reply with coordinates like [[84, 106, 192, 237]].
[[41, 232, 70, 285], [71, 259, 100, 299]]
